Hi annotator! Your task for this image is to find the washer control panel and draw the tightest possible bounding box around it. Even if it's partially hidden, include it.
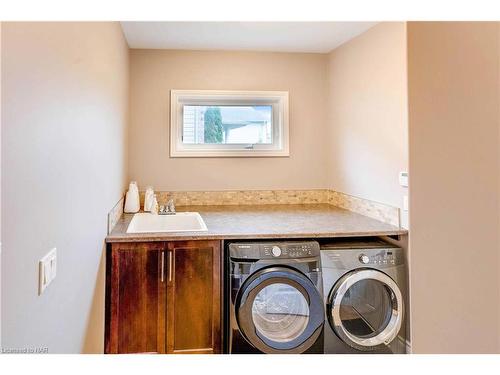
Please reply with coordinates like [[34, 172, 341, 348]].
[[262, 242, 318, 258], [229, 241, 320, 260]]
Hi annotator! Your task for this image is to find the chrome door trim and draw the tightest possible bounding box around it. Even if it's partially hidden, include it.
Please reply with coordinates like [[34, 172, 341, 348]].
[[329, 269, 403, 351]]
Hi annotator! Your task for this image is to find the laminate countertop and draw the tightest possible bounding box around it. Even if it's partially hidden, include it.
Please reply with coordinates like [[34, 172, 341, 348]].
[[106, 204, 407, 243]]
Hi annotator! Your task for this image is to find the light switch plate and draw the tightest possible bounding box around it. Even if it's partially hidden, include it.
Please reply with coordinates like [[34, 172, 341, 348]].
[[403, 195, 409, 212], [39, 248, 57, 295], [399, 171, 409, 187]]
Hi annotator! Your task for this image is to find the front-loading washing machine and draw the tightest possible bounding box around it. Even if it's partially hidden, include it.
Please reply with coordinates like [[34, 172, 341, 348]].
[[227, 241, 325, 354], [321, 239, 407, 354]]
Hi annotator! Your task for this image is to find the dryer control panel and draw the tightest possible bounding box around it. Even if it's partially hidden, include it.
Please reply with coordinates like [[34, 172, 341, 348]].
[[229, 241, 320, 260], [321, 244, 404, 269], [358, 251, 399, 265]]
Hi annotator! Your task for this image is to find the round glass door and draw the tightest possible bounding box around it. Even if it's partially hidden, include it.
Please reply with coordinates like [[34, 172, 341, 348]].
[[328, 269, 403, 351], [252, 283, 310, 342], [237, 267, 324, 353]]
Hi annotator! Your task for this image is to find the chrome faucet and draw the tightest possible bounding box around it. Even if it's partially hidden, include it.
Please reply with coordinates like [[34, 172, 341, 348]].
[[159, 199, 176, 215]]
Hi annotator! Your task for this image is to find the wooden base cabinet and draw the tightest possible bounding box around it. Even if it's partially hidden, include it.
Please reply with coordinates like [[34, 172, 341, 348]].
[[105, 240, 221, 354]]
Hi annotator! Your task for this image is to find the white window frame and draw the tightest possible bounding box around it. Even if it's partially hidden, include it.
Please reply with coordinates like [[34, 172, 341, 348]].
[[170, 90, 289, 157]]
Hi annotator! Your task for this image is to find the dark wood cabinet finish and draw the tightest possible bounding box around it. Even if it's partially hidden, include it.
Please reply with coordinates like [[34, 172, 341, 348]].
[[105, 240, 221, 354], [166, 241, 221, 354], [105, 242, 166, 354]]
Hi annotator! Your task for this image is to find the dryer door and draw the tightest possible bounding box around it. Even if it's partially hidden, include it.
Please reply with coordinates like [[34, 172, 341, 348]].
[[236, 266, 324, 354], [328, 269, 403, 351]]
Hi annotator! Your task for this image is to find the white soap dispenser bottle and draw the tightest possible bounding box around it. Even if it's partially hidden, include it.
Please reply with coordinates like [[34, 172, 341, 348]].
[[144, 186, 155, 212], [150, 194, 159, 215], [124, 181, 140, 213]]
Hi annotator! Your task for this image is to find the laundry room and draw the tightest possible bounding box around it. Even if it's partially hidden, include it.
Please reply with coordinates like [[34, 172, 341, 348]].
[[1, 2, 500, 372]]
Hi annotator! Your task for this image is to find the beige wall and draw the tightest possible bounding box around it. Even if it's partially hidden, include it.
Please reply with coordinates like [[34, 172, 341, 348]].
[[1, 22, 129, 353], [408, 22, 499, 353], [129, 49, 328, 191], [326, 23, 409, 227]]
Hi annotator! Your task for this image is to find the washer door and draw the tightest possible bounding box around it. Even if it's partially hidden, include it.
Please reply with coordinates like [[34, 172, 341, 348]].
[[328, 269, 404, 351], [236, 266, 324, 354]]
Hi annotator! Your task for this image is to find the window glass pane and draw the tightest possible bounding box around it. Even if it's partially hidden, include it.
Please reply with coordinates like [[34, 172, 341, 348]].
[[252, 283, 309, 343], [182, 105, 272, 144], [339, 279, 393, 338]]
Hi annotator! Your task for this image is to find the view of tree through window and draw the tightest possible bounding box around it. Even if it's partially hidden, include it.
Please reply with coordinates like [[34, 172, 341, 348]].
[[204, 107, 223, 143], [182, 105, 272, 144]]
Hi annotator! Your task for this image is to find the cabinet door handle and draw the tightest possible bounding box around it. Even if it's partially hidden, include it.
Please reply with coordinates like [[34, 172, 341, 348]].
[[161, 251, 165, 283], [168, 251, 173, 283]]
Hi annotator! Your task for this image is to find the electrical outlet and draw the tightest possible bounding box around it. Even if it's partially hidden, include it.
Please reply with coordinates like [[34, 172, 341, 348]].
[[39, 248, 57, 295]]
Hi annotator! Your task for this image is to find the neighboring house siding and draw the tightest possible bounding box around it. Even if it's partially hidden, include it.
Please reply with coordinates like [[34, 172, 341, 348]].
[[225, 122, 269, 143], [182, 106, 204, 143]]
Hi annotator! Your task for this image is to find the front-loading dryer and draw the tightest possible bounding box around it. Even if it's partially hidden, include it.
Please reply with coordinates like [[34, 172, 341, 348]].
[[321, 239, 407, 354], [227, 241, 324, 354]]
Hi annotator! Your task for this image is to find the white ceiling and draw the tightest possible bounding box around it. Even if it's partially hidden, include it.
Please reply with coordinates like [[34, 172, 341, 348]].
[[120, 22, 378, 53]]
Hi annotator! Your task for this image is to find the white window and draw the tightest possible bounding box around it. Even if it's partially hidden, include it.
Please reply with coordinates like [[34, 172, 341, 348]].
[[170, 90, 289, 157]]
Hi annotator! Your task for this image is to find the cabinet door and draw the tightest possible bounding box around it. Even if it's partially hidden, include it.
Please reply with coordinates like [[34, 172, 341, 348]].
[[106, 242, 167, 354], [166, 240, 221, 354]]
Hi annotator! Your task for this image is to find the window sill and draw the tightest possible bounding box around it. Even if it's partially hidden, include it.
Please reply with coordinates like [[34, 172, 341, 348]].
[[169, 149, 290, 158]]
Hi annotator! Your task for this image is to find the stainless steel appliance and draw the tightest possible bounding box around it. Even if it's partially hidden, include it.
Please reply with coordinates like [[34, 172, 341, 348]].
[[227, 241, 324, 354], [321, 239, 407, 354]]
